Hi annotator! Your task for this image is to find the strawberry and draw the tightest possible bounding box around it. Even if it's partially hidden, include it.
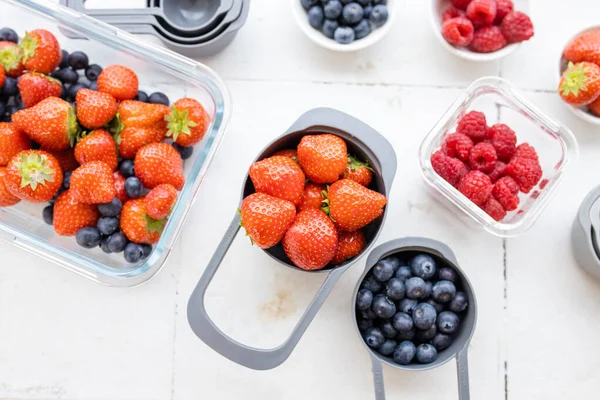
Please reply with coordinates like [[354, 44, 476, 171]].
[[12, 97, 79, 151], [75, 89, 117, 129], [118, 126, 167, 159], [559, 62, 600, 106], [53, 189, 100, 236], [298, 182, 326, 212], [144, 184, 178, 220], [0, 41, 24, 77], [3, 150, 63, 203], [120, 198, 165, 244], [240, 192, 296, 249], [249, 155, 305, 206], [165, 98, 210, 147], [341, 155, 373, 187], [74, 129, 118, 170], [0, 65, 5, 89], [117, 100, 170, 129], [331, 230, 366, 265], [0, 167, 20, 207], [70, 161, 116, 204], [97, 65, 139, 101], [589, 96, 600, 117], [0, 122, 31, 166], [326, 179, 387, 232], [134, 143, 184, 190], [18, 72, 62, 108], [273, 149, 298, 162], [112, 100, 169, 157], [20, 29, 61, 74], [113, 171, 129, 204], [42, 148, 79, 173], [282, 209, 338, 270], [297, 134, 348, 184], [564, 28, 600, 66]]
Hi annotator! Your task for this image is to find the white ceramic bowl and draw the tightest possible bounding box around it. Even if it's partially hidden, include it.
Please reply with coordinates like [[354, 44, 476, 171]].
[[291, 0, 396, 52], [558, 25, 600, 126]]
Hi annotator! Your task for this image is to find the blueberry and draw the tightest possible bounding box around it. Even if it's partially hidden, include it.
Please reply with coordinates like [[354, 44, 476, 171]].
[[449, 291, 468, 313], [385, 278, 405, 301], [85, 64, 102, 81], [301, 0, 319, 10], [437, 311, 460, 334], [369, 4, 389, 26], [353, 18, 371, 40], [119, 159, 135, 178], [395, 266, 412, 281], [421, 281, 433, 299], [363, 5, 373, 18], [432, 280, 457, 303], [98, 197, 123, 217], [67, 82, 88, 100], [432, 333, 452, 351], [438, 267, 457, 283], [371, 294, 396, 319], [356, 0, 370, 5], [378, 339, 398, 356], [42, 205, 54, 225], [392, 312, 413, 332], [0, 102, 5, 121], [134, 90, 149, 102], [124, 177, 143, 198], [356, 288, 374, 310], [59, 49, 69, 69], [97, 216, 119, 236], [60, 84, 69, 100], [324, 0, 343, 19], [393, 341, 416, 365], [360, 308, 377, 320], [378, 320, 397, 339], [107, 232, 128, 253], [334, 26, 355, 44], [413, 303, 437, 330], [88, 81, 98, 91], [416, 344, 438, 364], [340, 0, 353, 3], [5, 104, 22, 120], [75, 227, 102, 249], [411, 254, 436, 279], [141, 244, 152, 259], [100, 238, 111, 254], [373, 0, 387, 4], [322, 19, 339, 38], [396, 327, 416, 341], [398, 298, 417, 315], [173, 143, 193, 160], [384, 256, 401, 270], [52, 68, 79, 85], [363, 327, 385, 348], [425, 299, 444, 314], [372, 259, 395, 282], [62, 171, 72, 189], [68, 51, 89, 70], [357, 318, 373, 332], [405, 277, 426, 299], [1, 77, 18, 97], [342, 2, 364, 25], [416, 324, 437, 342], [0, 28, 18, 43], [308, 5, 325, 29], [149, 92, 170, 106], [124, 242, 145, 263], [361, 274, 382, 292]]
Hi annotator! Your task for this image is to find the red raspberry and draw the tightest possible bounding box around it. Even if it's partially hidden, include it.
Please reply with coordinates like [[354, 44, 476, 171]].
[[492, 176, 520, 211], [482, 197, 506, 221], [506, 157, 542, 194], [488, 161, 507, 182], [457, 110, 488, 141], [470, 26, 508, 53], [494, 0, 514, 24], [431, 150, 469, 187], [513, 143, 538, 161], [466, 0, 497, 28], [501, 11, 534, 44], [451, 0, 473, 10], [489, 123, 517, 161], [442, 17, 475, 47], [442, 6, 466, 22], [458, 170, 493, 206], [443, 133, 474, 160], [468, 142, 497, 172]]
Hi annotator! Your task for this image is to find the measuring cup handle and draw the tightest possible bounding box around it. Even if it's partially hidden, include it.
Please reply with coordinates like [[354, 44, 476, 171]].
[[456, 346, 471, 400], [187, 212, 349, 370], [370, 354, 386, 400]]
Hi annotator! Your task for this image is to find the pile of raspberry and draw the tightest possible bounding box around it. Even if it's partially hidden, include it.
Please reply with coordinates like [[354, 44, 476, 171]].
[[430, 110, 543, 222], [441, 0, 534, 53]]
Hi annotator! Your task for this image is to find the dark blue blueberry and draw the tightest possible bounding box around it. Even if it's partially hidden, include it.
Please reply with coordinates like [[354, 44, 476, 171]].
[[432, 333, 452, 351], [356, 288, 374, 310], [432, 280, 457, 303], [357, 318, 373, 332], [356, 0, 370, 5], [124, 242, 145, 263], [393, 341, 416, 365], [413, 303, 437, 330], [438, 267, 457, 282], [360, 308, 377, 320], [437, 311, 460, 334], [371, 294, 396, 319], [134, 90, 149, 102], [149, 92, 170, 106], [363, 327, 385, 348], [42, 205, 54, 225], [421, 281, 433, 299], [52, 68, 79, 85], [405, 277, 426, 299], [98, 197, 123, 217], [119, 159, 135, 178], [68, 51, 89, 70], [85, 64, 102, 81], [353, 18, 372, 40], [60, 84, 69, 100], [100, 238, 112, 254], [342, 2, 364, 24], [392, 312, 413, 332], [308, 5, 325, 29], [107, 232, 128, 253], [373, 259, 395, 282], [75, 227, 102, 249], [425, 299, 444, 314], [173, 143, 193, 160], [395, 265, 412, 281], [416, 324, 437, 342], [373, 0, 387, 4], [59, 50, 69, 69], [398, 298, 417, 315], [124, 177, 143, 198], [384, 256, 401, 270], [67, 82, 88, 100], [301, 0, 318, 10], [0, 102, 5, 121], [363, 5, 373, 18], [385, 278, 405, 300], [361, 274, 383, 292], [369, 4, 389, 26], [416, 344, 438, 364], [141, 244, 152, 259], [0, 28, 19, 43], [449, 291, 468, 313], [322, 19, 339, 38], [88, 81, 98, 91], [61, 171, 71, 190], [324, 0, 343, 19], [378, 339, 398, 356], [411, 254, 436, 279], [97, 217, 119, 236], [1, 77, 18, 97], [340, 0, 353, 3], [6, 104, 21, 120], [334, 26, 355, 44], [378, 320, 397, 339], [396, 327, 416, 341]]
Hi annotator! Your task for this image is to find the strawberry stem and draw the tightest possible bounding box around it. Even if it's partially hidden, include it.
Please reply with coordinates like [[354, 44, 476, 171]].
[[144, 214, 166, 235], [165, 107, 198, 141], [0, 44, 22, 72], [16, 152, 56, 191], [347, 155, 373, 172], [560, 62, 590, 97], [67, 105, 81, 148], [107, 113, 124, 144], [19, 32, 37, 63]]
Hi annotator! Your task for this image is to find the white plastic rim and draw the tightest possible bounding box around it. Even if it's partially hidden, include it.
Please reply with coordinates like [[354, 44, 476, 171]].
[[290, 0, 396, 52]]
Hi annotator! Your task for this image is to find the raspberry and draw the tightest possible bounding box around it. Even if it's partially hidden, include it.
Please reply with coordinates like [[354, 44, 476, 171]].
[[457, 110, 488, 141], [501, 11, 534, 44], [489, 123, 517, 161], [506, 157, 542, 194], [492, 176, 520, 211], [488, 161, 507, 182], [589, 96, 600, 116], [443, 133, 474, 160], [513, 143, 538, 161], [468, 142, 497, 172], [466, 0, 497, 28], [442, 17, 475, 47], [482, 197, 506, 221], [442, 6, 466, 22], [451, 0, 472, 10], [458, 170, 493, 206], [470, 26, 508, 53], [431, 150, 469, 187], [494, 0, 514, 24]]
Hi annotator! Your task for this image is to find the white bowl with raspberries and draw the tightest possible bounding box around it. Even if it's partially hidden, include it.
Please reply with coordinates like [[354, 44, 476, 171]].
[[430, 0, 533, 62]]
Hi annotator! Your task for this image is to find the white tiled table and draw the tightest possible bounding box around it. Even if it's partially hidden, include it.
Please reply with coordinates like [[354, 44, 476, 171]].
[[1, 0, 600, 399]]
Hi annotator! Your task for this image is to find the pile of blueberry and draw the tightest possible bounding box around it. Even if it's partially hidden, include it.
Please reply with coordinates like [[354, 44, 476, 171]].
[[355, 252, 469, 365], [301, 0, 390, 45]]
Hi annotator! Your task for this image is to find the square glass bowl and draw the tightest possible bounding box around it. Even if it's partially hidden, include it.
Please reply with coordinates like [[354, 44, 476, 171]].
[[0, 0, 231, 286], [419, 77, 578, 237]]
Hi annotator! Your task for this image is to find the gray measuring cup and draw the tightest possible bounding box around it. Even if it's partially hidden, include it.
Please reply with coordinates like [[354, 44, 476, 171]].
[[187, 107, 397, 370], [353, 237, 477, 399], [572, 185, 600, 279]]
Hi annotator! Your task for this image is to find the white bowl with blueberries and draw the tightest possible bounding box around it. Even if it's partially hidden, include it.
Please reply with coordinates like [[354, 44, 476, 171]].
[[292, 0, 395, 51]]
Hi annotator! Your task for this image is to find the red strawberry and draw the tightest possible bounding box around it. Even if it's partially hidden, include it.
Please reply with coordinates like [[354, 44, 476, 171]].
[[0, 167, 20, 207], [20, 30, 61, 74], [74, 129, 118, 170], [500, 11, 534, 44], [0, 65, 5, 89], [0, 122, 31, 166], [0, 41, 24, 77], [117, 100, 170, 129], [75, 89, 117, 129], [53, 189, 100, 236], [589, 96, 600, 117], [326, 179, 387, 232], [120, 198, 165, 244], [165, 98, 210, 147], [249, 155, 305, 206], [282, 209, 338, 270], [298, 182, 326, 212], [563, 28, 600, 66], [18, 72, 62, 108], [3, 150, 63, 203], [331, 230, 366, 265], [118, 126, 167, 159], [12, 97, 79, 151], [42, 147, 79, 173], [297, 134, 348, 184], [134, 143, 184, 190], [70, 161, 116, 204], [341, 155, 373, 187], [144, 184, 178, 220], [240, 193, 296, 249], [273, 149, 298, 162], [113, 171, 129, 204], [97, 65, 139, 101], [559, 62, 600, 106]]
